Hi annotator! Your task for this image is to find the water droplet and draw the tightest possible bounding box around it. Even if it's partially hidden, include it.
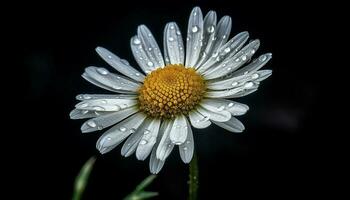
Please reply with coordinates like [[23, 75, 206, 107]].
[[244, 71, 249, 75], [207, 26, 215, 33], [217, 105, 225, 111], [212, 36, 217, 41], [97, 126, 103, 130], [224, 47, 231, 53], [194, 12, 197, 16], [192, 26, 199, 33], [121, 59, 129, 65], [135, 73, 141, 76], [93, 106, 105, 111], [87, 121, 96, 127], [259, 55, 267, 62], [148, 33, 152, 37], [107, 55, 112, 59], [147, 61, 154, 67], [186, 140, 191, 144], [148, 47, 152, 51], [113, 86, 122, 90], [251, 49, 256, 54], [242, 55, 247, 61], [140, 139, 148, 145], [235, 58, 240, 62], [176, 31, 181, 35], [94, 111, 101, 115], [174, 142, 182, 145], [133, 37, 141, 45], [80, 103, 88, 108], [83, 94, 91, 100], [212, 51, 218, 57], [130, 128, 136, 133], [251, 73, 259, 79], [97, 68, 109, 75], [81, 110, 89, 114], [183, 147, 188, 151], [106, 137, 112, 141], [168, 144, 172, 147], [119, 127, 127, 132], [227, 67, 232, 71], [231, 81, 238, 87], [244, 82, 254, 89], [228, 103, 234, 107], [186, 37, 190, 41], [170, 25, 175, 29], [100, 100, 107, 104], [144, 129, 150, 135], [168, 37, 174, 42]]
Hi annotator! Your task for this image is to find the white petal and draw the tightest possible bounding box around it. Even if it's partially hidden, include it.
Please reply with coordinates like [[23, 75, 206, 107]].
[[130, 36, 156, 74], [75, 99, 137, 111], [120, 118, 150, 157], [163, 22, 185, 65], [83, 66, 140, 92], [197, 31, 249, 74], [169, 114, 188, 145], [156, 120, 175, 160], [179, 120, 194, 163], [196, 103, 231, 122], [185, 7, 204, 67], [227, 53, 272, 79], [201, 99, 249, 116], [149, 146, 165, 174], [95, 47, 145, 82], [76, 94, 137, 101], [206, 70, 270, 91], [210, 16, 232, 53], [136, 118, 161, 160], [225, 88, 259, 98], [70, 109, 112, 119], [96, 112, 147, 154], [195, 10, 217, 67], [81, 106, 138, 133], [188, 109, 211, 129], [204, 39, 260, 80], [205, 82, 259, 98], [138, 25, 165, 68], [213, 116, 245, 133]]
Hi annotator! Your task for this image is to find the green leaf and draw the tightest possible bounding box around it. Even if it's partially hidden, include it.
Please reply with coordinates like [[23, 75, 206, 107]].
[[123, 175, 158, 200], [72, 157, 96, 200]]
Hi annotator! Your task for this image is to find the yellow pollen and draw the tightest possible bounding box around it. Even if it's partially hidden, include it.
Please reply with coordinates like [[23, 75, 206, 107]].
[[138, 64, 206, 119]]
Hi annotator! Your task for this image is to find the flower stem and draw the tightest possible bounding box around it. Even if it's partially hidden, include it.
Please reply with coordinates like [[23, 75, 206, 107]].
[[188, 152, 198, 200]]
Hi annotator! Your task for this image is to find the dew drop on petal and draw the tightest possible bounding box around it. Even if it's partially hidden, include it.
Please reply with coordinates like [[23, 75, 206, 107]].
[[170, 25, 175, 29], [244, 82, 254, 89], [93, 106, 105, 111], [186, 140, 191, 144], [133, 37, 141, 45], [140, 139, 148, 145], [87, 121, 96, 128], [228, 102, 234, 107], [130, 128, 136, 133], [241, 55, 247, 61], [235, 58, 240, 62], [83, 94, 91, 100], [224, 47, 231, 53], [135, 72, 141, 76], [81, 110, 89, 114], [80, 103, 88, 108], [148, 47, 152, 51], [176, 31, 181, 35], [107, 55, 112, 59], [168, 37, 174, 42], [192, 26, 199, 33], [119, 127, 127, 132], [251, 73, 259, 79], [231, 81, 238, 87], [207, 26, 215, 33], [217, 105, 225, 111], [259, 55, 267, 62], [144, 129, 150, 135], [183, 147, 188, 151], [97, 68, 109, 75], [147, 61, 154, 67]]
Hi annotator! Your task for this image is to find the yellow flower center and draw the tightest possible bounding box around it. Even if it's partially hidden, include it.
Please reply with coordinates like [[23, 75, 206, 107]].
[[138, 64, 206, 119]]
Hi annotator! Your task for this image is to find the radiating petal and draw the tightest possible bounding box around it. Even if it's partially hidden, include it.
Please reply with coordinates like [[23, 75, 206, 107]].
[[213, 116, 245, 133], [179, 120, 194, 163], [149, 146, 165, 174], [76, 94, 137, 101], [131, 36, 156, 74], [121, 118, 150, 157], [75, 99, 137, 111], [96, 112, 147, 154], [196, 103, 231, 122], [70, 109, 112, 119], [185, 7, 204, 67], [156, 120, 175, 161], [205, 82, 259, 98], [95, 47, 145, 82], [206, 70, 270, 91], [204, 39, 260, 80], [83, 66, 140, 92], [137, 25, 164, 70], [197, 31, 249, 74], [163, 22, 185, 65], [195, 10, 217, 67], [136, 118, 161, 160], [188, 109, 211, 129], [201, 99, 249, 116], [81, 106, 138, 133], [225, 53, 272, 79], [169, 114, 188, 145]]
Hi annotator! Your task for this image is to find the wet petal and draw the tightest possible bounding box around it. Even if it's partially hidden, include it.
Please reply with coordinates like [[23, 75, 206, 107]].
[[213, 116, 245, 133], [136, 118, 161, 160], [169, 114, 188, 145], [188, 109, 211, 129], [179, 120, 194, 163], [163, 22, 185, 65]]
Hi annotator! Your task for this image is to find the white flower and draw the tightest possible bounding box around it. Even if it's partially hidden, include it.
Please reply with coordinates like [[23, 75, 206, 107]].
[[70, 7, 272, 174]]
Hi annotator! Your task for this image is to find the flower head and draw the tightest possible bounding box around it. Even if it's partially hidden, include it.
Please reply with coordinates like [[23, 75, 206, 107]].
[[70, 7, 272, 174]]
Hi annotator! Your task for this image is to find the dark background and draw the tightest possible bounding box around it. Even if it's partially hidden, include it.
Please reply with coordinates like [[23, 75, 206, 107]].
[[13, 0, 334, 199]]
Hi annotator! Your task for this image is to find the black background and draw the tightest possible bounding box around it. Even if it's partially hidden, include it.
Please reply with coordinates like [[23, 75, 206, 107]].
[[13, 0, 335, 199]]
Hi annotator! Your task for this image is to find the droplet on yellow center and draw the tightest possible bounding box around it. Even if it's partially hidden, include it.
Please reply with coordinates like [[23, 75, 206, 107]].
[[138, 64, 206, 118]]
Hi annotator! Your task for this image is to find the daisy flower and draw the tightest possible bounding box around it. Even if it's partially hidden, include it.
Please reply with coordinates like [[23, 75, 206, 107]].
[[70, 7, 272, 174]]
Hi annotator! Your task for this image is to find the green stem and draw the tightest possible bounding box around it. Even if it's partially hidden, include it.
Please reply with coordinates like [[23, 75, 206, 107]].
[[188, 152, 198, 200]]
